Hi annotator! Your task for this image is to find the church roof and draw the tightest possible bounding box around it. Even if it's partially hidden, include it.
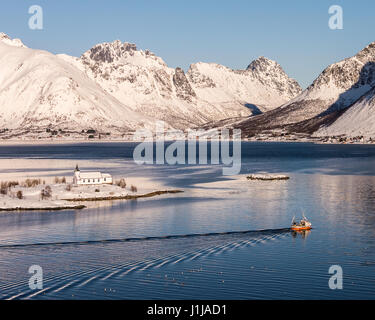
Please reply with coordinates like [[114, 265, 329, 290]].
[[77, 172, 103, 179]]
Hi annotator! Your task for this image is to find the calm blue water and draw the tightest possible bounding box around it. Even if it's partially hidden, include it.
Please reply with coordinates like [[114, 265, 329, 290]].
[[0, 142, 375, 299]]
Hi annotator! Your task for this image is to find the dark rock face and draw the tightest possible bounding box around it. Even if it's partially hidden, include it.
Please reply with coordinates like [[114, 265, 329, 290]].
[[173, 67, 196, 101], [153, 69, 173, 99], [186, 64, 216, 88]]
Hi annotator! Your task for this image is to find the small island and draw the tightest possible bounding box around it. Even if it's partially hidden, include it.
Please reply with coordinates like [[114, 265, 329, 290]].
[[247, 174, 290, 181], [0, 166, 183, 212]]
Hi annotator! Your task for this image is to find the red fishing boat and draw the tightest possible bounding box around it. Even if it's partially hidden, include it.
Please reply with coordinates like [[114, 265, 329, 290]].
[[291, 215, 312, 231]]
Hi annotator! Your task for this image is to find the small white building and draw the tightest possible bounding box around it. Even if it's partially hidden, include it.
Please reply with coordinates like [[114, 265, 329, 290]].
[[73, 165, 113, 185]]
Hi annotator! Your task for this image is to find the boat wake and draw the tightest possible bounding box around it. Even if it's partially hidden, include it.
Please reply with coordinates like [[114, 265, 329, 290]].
[[0, 228, 290, 249], [1, 228, 291, 300]]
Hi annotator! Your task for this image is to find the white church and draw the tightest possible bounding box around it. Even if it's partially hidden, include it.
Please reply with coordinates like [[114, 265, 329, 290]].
[[73, 165, 113, 185]]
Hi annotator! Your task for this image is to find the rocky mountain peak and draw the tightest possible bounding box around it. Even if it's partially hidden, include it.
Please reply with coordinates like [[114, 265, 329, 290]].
[[247, 56, 279, 72], [81, 40, 167, 70], [0, 32, 9, 40], [355, 41, 375, 63], [247, 56, 302, 98], [309, 42, 375, 94], [81, 40, 138, 63]]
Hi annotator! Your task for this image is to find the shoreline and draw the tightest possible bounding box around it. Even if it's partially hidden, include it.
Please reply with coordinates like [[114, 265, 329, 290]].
[[0, 204, 86, 212], [0, 169, 182, 212], [62, 189, 183, 202], [0, 138, 374, 146], [0, 189, 184, 212], [247, 174, 290, 181]]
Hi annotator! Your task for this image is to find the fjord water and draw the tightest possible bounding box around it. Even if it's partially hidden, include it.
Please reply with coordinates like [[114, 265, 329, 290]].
[[0, 142, 375, 299]]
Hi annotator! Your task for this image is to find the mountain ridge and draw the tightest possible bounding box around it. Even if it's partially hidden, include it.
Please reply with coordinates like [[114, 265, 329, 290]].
[[0, 33, 302, 134]]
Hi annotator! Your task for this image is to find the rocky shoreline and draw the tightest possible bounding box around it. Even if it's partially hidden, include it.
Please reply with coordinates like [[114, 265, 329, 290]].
[[63, 189, 183, 202], [0, 204, 86, 212], [247, 174, 290, 181]]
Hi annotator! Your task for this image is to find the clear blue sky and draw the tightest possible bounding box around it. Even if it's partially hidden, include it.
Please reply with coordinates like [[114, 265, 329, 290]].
[[1, 0, 374, 88]]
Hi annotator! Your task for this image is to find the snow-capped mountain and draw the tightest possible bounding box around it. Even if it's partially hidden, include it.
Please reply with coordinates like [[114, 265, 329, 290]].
[[187, 57, 302, 114], [283, 41, 375, 124], [237, 41, 375, 136], [0, 33, 302, 134], [0, 33, 154, 133], [78, 41, 301, 128], [78, 40, 230, 129]]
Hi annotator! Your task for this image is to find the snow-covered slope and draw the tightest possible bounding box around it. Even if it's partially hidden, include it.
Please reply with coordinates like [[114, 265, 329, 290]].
[[187, 57, 302, 113], [316, 86, 375, 137], [0, 34, 154, 132]]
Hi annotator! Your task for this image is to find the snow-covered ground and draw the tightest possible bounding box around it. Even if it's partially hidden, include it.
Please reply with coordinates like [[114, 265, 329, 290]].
[[0, 158, 174, 211], [0, 181, 179, 211], [316, 87, 375, 138], [0, 183, 135, 210]]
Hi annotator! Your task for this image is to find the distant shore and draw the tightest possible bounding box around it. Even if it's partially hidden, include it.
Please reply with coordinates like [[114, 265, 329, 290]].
[[0, 138, 374, 145]]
